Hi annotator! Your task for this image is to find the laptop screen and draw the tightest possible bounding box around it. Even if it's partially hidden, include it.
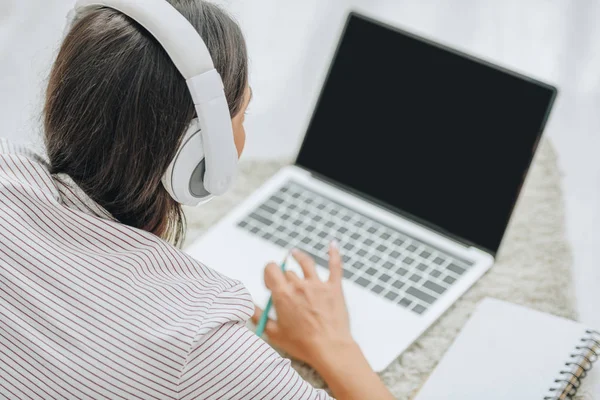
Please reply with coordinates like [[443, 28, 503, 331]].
[[296, 13, 557, 254]]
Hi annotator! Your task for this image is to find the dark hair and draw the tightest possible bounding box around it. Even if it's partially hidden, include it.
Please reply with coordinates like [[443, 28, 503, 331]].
[[44, 0, 248, 246]]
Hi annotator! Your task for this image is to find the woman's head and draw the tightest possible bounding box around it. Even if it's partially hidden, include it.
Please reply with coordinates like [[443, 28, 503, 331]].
[[44, 0, 250, 246]]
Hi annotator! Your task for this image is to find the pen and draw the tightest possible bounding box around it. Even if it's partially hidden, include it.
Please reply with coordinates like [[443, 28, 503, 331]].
[[255, 253, 289, 337]]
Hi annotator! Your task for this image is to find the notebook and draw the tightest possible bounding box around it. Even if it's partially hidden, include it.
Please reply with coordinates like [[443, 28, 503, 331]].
[[414, 298, 600, 400]]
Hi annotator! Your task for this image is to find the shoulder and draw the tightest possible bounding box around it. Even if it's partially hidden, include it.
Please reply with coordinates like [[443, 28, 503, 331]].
[[0, 138, 57, 200]]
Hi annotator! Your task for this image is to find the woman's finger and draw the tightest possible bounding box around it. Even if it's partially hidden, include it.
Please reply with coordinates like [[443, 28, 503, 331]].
[[251, 305, 262, 325], [252, 306, 280, 338], [285, 270, 301, 284], [291, 249, 318, 280], [328, 240, 343, 284], [264, 262, 287, 292]]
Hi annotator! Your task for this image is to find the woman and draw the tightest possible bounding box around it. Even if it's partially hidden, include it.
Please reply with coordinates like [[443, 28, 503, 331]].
[[0, 1, 394, 399]]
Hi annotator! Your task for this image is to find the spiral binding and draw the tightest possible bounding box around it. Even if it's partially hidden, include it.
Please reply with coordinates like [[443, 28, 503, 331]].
[[544, 330, 600, 400]]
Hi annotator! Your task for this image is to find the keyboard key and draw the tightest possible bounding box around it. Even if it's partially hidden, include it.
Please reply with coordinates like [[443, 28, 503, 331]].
[[289, 231, 299, 238], [276, 225, 286, 232], [384, 292, 399, 301], [398, 298, 412, 308], [300, 209, 309, 216], [369, 254, 381, 263], [301, 237, 311, 244], [429, 269, 442, 278], [355, 276, 370, 287], [315, 243, 325, 251], [342, 215, 352, 222], [447, 263, 466, 275], [365, 267, 378, 276], [413, 304, 427, 314], [250, 212, 273, 226], [317, 231, 327, 239], [302, 249, 328, 268], [397, 267, 408, 276], [357, 249, 367, 257], [238, 220, 248, 228], [416, 263, 428, 271], [338, 227, 348, 234], [353, 261, 365, 270], [343, 243, 354, 251], [404, 257, 414, 265], [291, 192, 300, 198], [343, 269, 354, 279], [443, 275, 456, 284], [371, 285, 385, 294], [306, 226, 316, 232], [393, 238, 404, 246], [407, 244, 417, 252], [364, 238, 374, 246], [379, 273, 391, 283], [351, 233, 361, 240], [433, 257, 445, 265], [392, 280, 405, 290], [325, 221, 335, 228], [263, 232, 273, 241], [342, 255, 351, 263], [383, 261, 395, 270], [281, 214, 290, 220], [289, 204, 297, 210], [271, 195, 284, 204], [316, 203, 326, 210], [276, 238, 288, 247], [314, 215, 323, 222], [407, 286, 436, 304], [377, 244, 387, 252], [250, 227, 260, 234], [292, 219, 302, 226], [420, 250, 432, 259], [390, 251, 401, 259], [329, 209, 339, 216], [355, 220, 365, 228], [367, 227, 377, 234], [380, 232, 391, 240], [423, 280, 446, 295], [409, 274, 422, 283]]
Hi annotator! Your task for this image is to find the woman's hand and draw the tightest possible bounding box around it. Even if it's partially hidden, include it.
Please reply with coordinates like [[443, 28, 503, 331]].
[[252, 242, 395, 400], [251, 242, 354, 366]]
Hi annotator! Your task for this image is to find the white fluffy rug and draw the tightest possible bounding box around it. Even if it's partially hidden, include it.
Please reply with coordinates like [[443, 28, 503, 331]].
[[184, 140, 592, 399]]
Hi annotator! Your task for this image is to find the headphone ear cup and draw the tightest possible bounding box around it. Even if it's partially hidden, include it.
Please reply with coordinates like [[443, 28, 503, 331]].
[[162, 119, 213, 206]]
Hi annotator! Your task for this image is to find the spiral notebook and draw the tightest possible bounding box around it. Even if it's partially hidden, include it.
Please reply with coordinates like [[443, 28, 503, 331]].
[[414, 298, 599, 400]]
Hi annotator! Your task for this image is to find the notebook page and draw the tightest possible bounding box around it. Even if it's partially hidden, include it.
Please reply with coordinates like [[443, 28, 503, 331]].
[[414, 298, 589, 400]]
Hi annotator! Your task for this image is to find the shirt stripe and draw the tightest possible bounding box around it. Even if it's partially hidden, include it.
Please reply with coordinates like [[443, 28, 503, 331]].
[[0, 139, 332, 399]]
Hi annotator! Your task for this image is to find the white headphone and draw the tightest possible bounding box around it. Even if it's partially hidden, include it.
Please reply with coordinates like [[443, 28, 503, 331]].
[[66, 0, 239, 206]]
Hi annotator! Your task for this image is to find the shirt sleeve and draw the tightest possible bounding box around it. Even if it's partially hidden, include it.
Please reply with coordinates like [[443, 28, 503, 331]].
[[178, 283, 334, 400]]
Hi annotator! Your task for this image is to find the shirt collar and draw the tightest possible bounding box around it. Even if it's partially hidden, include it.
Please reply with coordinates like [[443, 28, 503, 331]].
[[53, 173, 117, 222]]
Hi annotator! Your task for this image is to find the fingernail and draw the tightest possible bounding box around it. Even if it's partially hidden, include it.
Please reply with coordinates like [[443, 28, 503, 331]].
[[291, 248, 299, 255], [330, 240, 339, 250]]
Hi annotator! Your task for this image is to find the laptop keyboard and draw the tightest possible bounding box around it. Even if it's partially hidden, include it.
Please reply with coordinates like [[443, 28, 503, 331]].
[[237, 181, 474, 315]]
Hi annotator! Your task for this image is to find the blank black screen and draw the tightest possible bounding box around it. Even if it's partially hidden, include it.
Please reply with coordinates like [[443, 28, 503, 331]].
[[296, 14, 556, 254]]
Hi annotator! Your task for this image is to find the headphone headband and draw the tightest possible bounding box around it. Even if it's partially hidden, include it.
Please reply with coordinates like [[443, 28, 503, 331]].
[[68, 0, 239, 204], [73, 0, 214, 78]]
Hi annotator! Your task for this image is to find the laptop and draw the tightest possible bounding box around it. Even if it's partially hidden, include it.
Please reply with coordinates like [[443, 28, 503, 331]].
[[186, 12, 558, 372]]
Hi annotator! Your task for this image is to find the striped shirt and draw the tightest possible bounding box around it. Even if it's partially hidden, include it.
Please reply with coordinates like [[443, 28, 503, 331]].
[[0, 139, 332, 399]]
